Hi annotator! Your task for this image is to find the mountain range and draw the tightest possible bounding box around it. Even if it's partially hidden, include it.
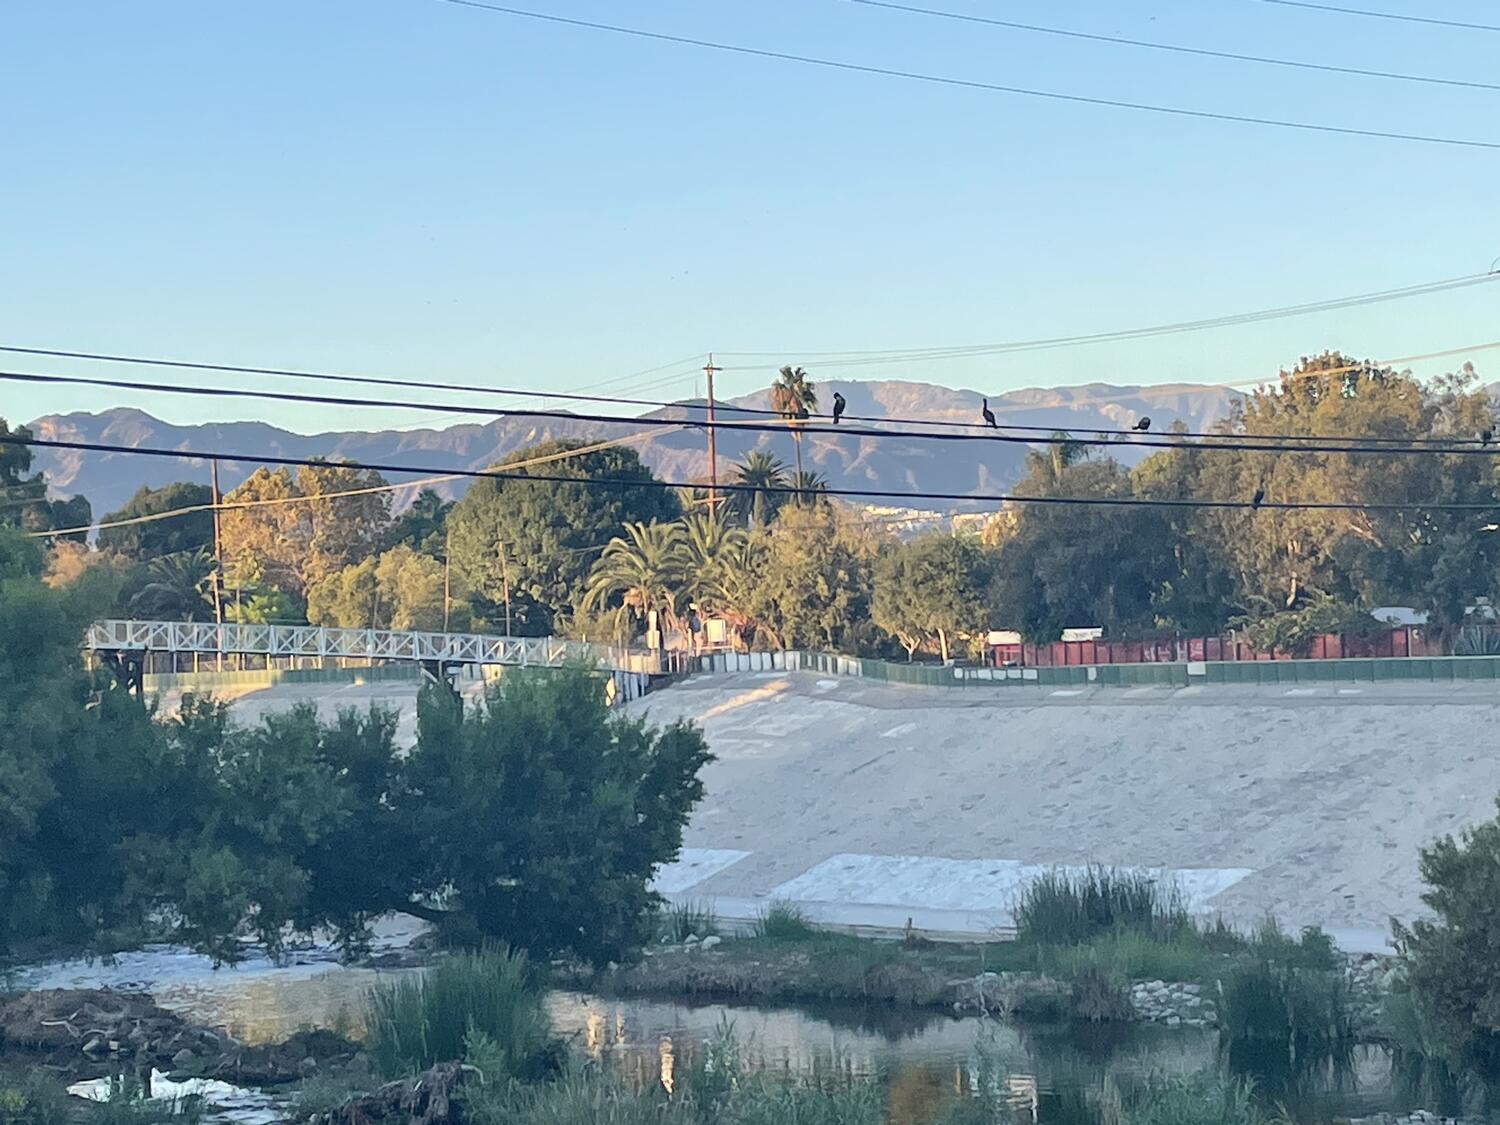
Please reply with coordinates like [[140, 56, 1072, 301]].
[[24, 379, 1244, 518]]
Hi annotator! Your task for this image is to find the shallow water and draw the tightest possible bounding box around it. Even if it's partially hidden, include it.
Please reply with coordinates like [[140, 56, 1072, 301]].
[[16, 942, 1423, 1123]]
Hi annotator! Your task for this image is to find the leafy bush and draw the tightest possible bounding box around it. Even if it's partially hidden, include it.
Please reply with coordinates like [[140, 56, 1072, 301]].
[[1217, 956, 1352, 1097], [1395, 801, 1500, 1081], [754, 900, 816, 942], [1015, 867, 1189, 946], [1242, 919, 1338, 972], [365, 946, 560, 1080]]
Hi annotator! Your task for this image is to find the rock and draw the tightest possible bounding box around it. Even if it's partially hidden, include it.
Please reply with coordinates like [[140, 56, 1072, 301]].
[[683, 935, 700, 945], [700, 936, 722, 950], [171, 1048, 196, 1069], [302, 1060, 476, 1124], [299, 1056, 319, 1076], [1165, 1015, 1182, 1028], [81, 1036, 106, 1056]]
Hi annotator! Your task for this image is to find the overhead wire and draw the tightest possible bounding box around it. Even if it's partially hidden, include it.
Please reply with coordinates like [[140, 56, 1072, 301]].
[[1251, 0, 1500, 34], [5, 365, 1499, 455], [847, 0, 1500, 92], [430, 0, 1500, 150], [710, 273, 1500, 365], [19, 427, 678, 540], [6, 432, 1500, 513], [4, 331, 1499, 442]]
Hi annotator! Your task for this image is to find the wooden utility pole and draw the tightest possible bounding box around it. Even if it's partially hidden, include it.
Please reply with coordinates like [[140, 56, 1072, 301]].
[[703, 355, 721, 510], [210, 461, 224, 626]]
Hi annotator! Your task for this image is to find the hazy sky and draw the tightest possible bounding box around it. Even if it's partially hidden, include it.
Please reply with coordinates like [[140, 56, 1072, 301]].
[[5, 0, 1499, 434]]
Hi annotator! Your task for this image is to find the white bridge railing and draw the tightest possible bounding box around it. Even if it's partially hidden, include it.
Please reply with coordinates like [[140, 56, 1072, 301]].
[[84, 620, 664, 675]]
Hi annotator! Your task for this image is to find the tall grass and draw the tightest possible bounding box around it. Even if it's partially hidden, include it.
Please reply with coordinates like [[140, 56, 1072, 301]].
[[1217, 957, 1353, 1102], [660, 900, 719, 943], [1015, 868, 1189, 946], [365, 946, 558, 1080], [754, 900, 816, 942], [1122, 1071, 1270, 1125]]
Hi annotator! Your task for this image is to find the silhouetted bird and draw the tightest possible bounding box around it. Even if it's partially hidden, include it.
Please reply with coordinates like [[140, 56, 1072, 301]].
[[981, 398, 997, 428], [1251, 487, 1265, 510], [832, 391, 846, 425], [1132, 416, 1151, 432], [1483, 428, 1494, 446]]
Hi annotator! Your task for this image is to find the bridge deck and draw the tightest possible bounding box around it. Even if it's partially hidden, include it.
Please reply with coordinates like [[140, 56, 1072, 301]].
[[85, 620, 663, 674]]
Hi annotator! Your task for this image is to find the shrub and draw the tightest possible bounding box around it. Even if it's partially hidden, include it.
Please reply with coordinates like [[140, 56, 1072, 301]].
[[1217, 957, 1352, 1097], [365, 946, 559, 1079], [1396, 801, 1500, 1081], [1015, 867, 1189, 946], [1242, 919, 1338, 972], [1070, 966, 1135, 1023], [754, 900, 816, 942], [1048, 930, 1212, 984], [0, 1078, 68, 1125]]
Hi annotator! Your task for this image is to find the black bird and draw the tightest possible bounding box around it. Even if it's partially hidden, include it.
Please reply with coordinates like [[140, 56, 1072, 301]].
[[1483, 428, 1494, 446], [1251, 487, 1265, 510], [832, 391, 846, 425], [981, 398, 997, 428], [1132, 416, 1152, 432]]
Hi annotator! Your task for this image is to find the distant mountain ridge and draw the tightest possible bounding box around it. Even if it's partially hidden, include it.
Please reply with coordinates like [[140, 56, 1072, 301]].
[[25, 379, 1244, 517]]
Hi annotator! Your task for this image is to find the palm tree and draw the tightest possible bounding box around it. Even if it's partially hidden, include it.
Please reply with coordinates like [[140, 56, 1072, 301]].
[[582, 521, 686, 645], [731, 451, 790, 528], [770, 365, 819, 487], [1026, 430, 1094, 484], [678, 511, 757, 648], [126, 549, 216, 621], [788, 470, 828, 508]]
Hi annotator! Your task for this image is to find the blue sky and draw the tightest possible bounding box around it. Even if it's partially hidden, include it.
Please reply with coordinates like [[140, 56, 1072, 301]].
[[4, 0, 1498, 434]]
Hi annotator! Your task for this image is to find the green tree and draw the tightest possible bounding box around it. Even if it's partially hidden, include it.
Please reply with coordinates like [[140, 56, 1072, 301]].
[[376, 545, 451, 631], [0, 419, 91, 543], [770, 365, 818, 484], [1396, 796, 1500, 1079], [220, 461, 392, 598], [872, 533, 994, 662], [97, 482, 214, 560], [731, 451, 790, 528], [991, 456, 1178, 642], [401, 667, 712, 964], [388, 487, 453, 556], [582, 521, 686, 644], [746, 503, 878, 652], [306, 556, 382, 628], [447, 441, 679, 636]]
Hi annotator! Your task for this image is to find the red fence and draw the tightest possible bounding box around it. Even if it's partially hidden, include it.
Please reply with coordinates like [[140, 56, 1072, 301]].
[[990, 626, 1442, 668]]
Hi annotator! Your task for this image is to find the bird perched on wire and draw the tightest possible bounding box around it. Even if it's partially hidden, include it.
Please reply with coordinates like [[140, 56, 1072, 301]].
[[832, 391, 846, 425], [1251, 487, 1265, 510], [981, 398, 997, 428], [1482, 427, 1493, 446], [1132, 416, 1151, 432]]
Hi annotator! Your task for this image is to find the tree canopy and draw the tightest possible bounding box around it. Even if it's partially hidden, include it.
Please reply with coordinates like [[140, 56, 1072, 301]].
[[97, 482, 214, 560], [447, 441, 679, 636]]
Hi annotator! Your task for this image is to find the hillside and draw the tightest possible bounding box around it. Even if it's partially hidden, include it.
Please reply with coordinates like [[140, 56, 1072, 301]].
[[25, 379, 1242, 516]]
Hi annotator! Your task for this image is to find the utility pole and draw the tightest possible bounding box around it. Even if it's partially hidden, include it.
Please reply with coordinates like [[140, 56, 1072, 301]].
[[442, 528, 452, 633], [210, 461, 225, 671], [500, 544, 513, 636], [703, 355, 721, 511]]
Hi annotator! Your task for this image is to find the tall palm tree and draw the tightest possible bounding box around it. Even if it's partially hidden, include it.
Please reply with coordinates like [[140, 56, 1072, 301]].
[[731, 451, 790, 528], [582, 521, 686, 645], [770, 365, 818, 488]]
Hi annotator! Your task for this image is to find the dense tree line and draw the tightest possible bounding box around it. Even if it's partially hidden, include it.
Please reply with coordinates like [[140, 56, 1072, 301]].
[[5, 352, 1498, 658]]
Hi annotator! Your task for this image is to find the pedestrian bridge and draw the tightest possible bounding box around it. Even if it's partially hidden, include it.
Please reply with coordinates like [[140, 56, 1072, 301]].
[[85, 619, 666, 679]]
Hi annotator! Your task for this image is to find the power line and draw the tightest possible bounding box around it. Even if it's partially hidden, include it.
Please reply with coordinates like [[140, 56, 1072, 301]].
[[22, 428, 676, 540], [5, 326, 1499, 440], [431, 0, 1500, 150], [6, 432, 1498, 513], [5, 366, 1498, 456], [711, 273, 1500, 365], [1252, 0, 1500, 33], [848, 0, 1500, 92]]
